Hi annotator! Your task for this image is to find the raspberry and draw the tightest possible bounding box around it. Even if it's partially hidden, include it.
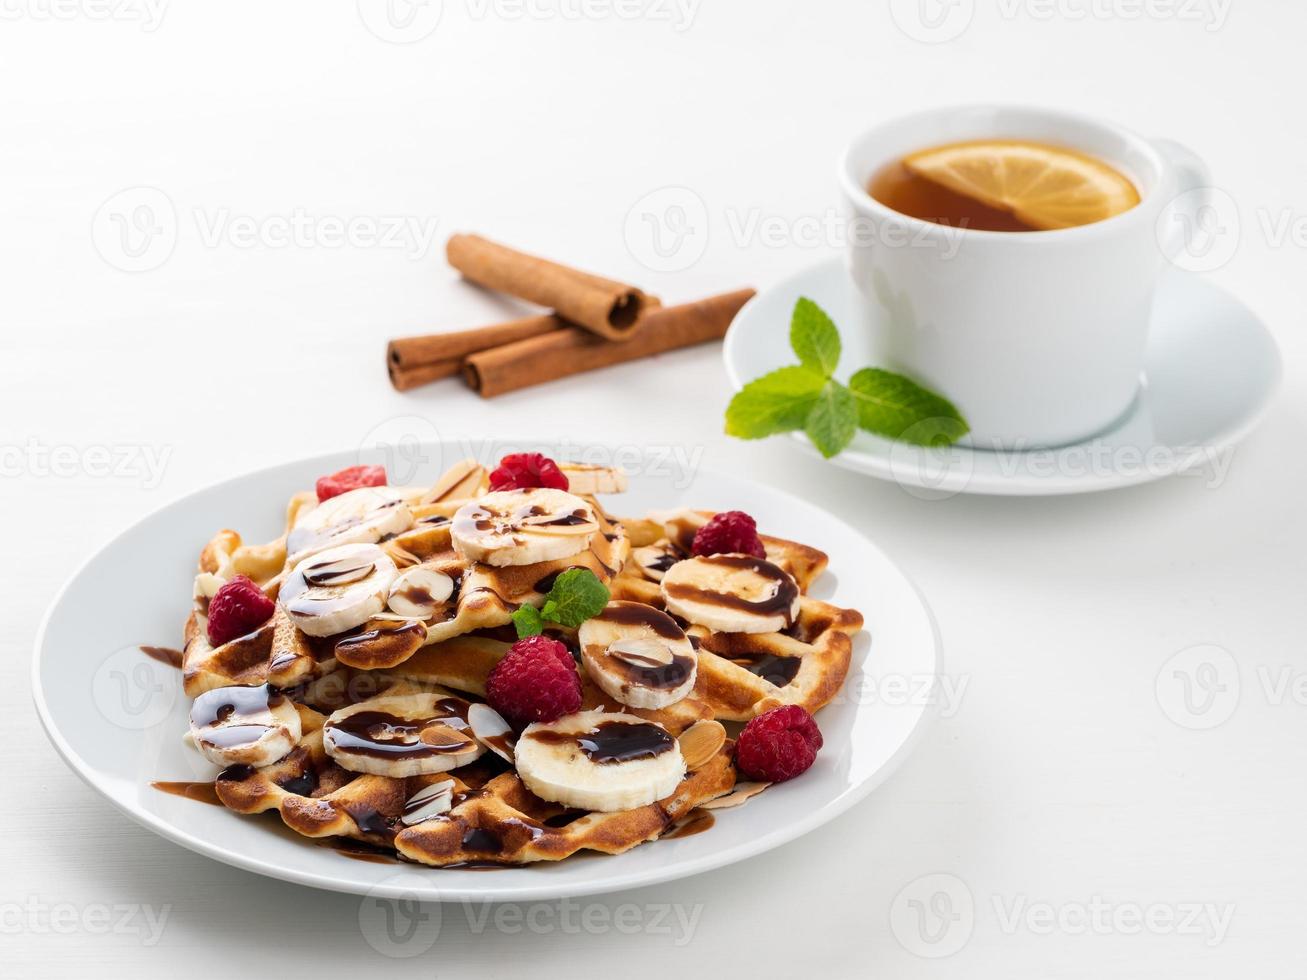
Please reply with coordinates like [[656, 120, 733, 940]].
[[316, 465, 387, 502], [734, 705, 823, 782], [489, 453, 569, 492], [692, 511, 766, 559], [486, 635, 581, 725], [206, 575, 276, 647]]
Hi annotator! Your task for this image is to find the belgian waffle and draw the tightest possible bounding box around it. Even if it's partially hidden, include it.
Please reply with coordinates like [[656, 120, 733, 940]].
[[213, 682, 736, 864], [181, 459, 628, 694], [610, 509, 862, 721], [165, 458, 865, 866]]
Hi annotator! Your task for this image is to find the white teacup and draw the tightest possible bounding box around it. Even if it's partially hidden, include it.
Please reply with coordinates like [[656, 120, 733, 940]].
[[839, 105, 1209, 449]]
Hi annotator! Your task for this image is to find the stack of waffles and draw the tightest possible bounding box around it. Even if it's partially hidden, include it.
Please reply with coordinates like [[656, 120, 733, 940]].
[[177, 458, 864, 865]]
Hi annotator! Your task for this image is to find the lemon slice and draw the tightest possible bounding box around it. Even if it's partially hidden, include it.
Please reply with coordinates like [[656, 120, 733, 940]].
[[903, 140, 1140, 230]]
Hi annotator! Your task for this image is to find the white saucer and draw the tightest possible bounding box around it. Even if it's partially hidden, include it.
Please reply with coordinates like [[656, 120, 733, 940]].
[[724, 258, 1282, 496]]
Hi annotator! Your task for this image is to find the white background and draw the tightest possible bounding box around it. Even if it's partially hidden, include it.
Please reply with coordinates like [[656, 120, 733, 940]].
[[3, 1, 1305, 976]]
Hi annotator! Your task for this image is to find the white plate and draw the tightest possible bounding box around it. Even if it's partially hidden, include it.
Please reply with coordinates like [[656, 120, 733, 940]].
[[724, 258, 1282, 496], [33, 443, 940, 901]]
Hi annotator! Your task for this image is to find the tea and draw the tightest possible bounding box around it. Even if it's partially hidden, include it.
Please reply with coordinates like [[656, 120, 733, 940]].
[[867, 139, 1140, 232]]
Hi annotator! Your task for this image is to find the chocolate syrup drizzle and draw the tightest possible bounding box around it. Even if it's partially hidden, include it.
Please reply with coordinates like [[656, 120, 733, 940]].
[[587, 603, 695, 690], [526, 720, 676, 764], [190, 684, 285, 749], [730, 652, 802, 687], [664, 555, 799, 627], [325, 697, 476, 760]]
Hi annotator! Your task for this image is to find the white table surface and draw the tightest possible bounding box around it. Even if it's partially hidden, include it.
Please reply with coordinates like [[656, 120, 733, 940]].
[[4, 3, 1305, 976]]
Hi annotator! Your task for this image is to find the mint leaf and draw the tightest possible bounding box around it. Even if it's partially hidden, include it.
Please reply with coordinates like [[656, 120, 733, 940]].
[[513, 568, 610, 636], [726, 298, 966, 457], [848, 368, 969, 446], [804, 380, 858, 458], [790, 297, 841, 375], [725, 366, 827, 439], [539, 568, 609, 628], [511, 605, 545, 638]]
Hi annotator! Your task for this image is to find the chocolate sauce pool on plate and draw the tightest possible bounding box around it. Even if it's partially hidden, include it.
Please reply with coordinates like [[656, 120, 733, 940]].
[[151, 781, 223, 806], [139, 645, 183, 669]]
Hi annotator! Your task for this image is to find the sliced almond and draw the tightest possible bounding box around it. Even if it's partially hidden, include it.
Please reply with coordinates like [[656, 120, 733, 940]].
[[608, 637, 676, 669], [402, 780, 454, 825], [382, 541, 422, 568], [677, 719, 726, 771], [419, 723, 477, 750], [698, 781, 771, 810], [467, 702, 516, 763], [368, 611, 419, 624]]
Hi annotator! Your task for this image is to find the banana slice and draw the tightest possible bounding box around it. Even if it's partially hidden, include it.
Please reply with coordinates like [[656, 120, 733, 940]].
[[451, 488, 598, 567], [630, 542, 681, 582], [652, 508, 707, 554], [660, 554, 800, 634], [323, 693, 484, 777], [280, 542, 397, 637], [188, 684, 301, 768], [579, 601, 697, 709], [515, 710, 686, 812], [193, 570, 223, 613], [386, 565, 455, 619], [420, 457, 488, 505], [286, 486, 414, 566], [559, 464, 628, 495]]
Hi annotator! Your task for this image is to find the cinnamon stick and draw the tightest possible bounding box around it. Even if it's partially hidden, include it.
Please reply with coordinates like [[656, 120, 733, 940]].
[[388, 313, 564, 371], [388, 357, 463, 392], [463, 288, 755, 398], [446, 234, 655, 341]]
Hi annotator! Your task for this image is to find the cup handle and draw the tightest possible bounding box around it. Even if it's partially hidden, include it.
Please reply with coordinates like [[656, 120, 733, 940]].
[[1154, 137, 1211, 192], [1152, 138, 1213, 262]]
